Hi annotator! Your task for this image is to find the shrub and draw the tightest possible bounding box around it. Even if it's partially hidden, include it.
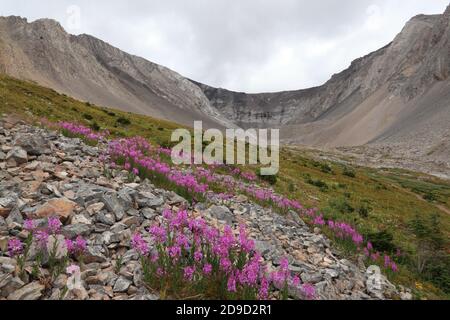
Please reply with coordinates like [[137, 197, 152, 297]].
[[366, 230, 396, 253], [117, 117, 131, 126], [83, 113, 93, 121], [320, 163, 333, 174], [328, 197, 354, 214], [306, 176, 328, 191], [423, 192, 437, 202], [102, 109, 116, 117], [342, 167, 356, 178], [357, 203, 372, 218], [90, 122, 100, 131]]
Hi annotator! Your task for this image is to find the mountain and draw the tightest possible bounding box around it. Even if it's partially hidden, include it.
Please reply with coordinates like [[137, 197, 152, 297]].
[[196, 6, 450, 149], [0, 6, 449, 168], [0, 16, 234, 129]]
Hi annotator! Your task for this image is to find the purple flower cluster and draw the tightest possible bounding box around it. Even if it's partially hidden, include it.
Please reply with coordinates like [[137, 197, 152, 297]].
[[7, 238, 24, 257], [46, 120, 401, 277], [131, 208, 314, 300], [57, 121, 109, 143], [105, 137, 208, 196], [65, 236, 88, 255]]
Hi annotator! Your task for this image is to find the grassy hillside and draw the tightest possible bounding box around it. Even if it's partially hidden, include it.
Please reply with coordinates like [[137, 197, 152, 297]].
[[0, 73, 449, 299]]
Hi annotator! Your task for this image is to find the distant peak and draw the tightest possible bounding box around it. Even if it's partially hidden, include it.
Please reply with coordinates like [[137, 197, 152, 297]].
[[0, 15, 28, 23], [445, 4, 450, 15], [31, 18, 64, 29]]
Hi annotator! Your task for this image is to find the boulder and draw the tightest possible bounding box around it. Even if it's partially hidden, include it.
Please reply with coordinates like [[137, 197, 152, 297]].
[[13, 133, 49, 156], [7, 282, 45, 300], [208, 205, 234, 225], [6, 147, 28, 166], [35, 198, 77, 221]]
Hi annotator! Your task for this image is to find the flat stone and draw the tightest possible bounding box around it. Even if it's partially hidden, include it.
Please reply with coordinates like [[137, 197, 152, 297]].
[[35, 198, 77, 221], [7, 282, 45, 300], [141, 208, 156, 220], [102, 193, 125, 221], [113, 276, 131, 293], [13, 133, 49, 156], [62, 224, 92, 239], [0, 276, 24, 297], [71, 214, 92, 225], [6, 147, 28, 166], [208, 205, 234, 225], [96, 212, 115, 226], [84, 246, 107, 264], [122, 216, 141, 227]]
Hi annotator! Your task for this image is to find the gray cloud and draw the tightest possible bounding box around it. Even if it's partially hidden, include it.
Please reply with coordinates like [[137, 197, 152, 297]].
[[1, 0, 448, 92]]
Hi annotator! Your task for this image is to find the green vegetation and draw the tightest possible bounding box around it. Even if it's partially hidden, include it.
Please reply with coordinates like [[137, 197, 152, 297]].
[[1, 73, 449, 299]]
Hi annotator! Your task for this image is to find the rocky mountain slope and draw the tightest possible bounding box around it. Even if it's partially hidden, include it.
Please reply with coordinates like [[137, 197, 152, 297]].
[[198, 6, 450, 149], [0, 16, 234, 129], [0, 6, 449, 174], [0, 117, 409, 300]]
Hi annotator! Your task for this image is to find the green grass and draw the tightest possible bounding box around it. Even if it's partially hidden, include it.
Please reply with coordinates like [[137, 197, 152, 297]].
[[1, 73, 449, 299], [0, 74, 186, 146]]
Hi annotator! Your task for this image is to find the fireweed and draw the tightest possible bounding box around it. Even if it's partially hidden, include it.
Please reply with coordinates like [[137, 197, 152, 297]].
[[56, 121, 109, 146], [132, 208, 315, 300], [5, 218, 87, 281], [42, 120, 401, 278]]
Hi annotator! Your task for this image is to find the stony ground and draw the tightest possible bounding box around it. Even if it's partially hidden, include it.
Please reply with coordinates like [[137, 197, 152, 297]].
[[0, 117, 412, 300]]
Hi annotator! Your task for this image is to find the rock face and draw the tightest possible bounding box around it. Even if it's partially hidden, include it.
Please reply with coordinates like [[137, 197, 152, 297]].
[[0, 117, 406, 300]]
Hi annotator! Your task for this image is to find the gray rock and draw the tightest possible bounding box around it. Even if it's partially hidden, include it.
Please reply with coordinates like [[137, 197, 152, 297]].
[[62, 224, 92, 239], [121, 249, 139, 264], [254, 240, 274, 256], [102, 192, 125, 221], [208, 205, 234, 225], [324, 268, 340, 279], [74, 184, 108, 206], [301, 272, 323, 284], [6, 147, 28, 166], [84, 246, 107, 264], [14, 133, 49, 156], [0, 276, 24, 297], [365, 266, 398, 299], [6, 206, 23, 226], [7, 282, 44, 300], [102, 231, 120, 245], [96, 212, 115, 226], [141, 208, 156, 220], [113, 276, 131, 293]]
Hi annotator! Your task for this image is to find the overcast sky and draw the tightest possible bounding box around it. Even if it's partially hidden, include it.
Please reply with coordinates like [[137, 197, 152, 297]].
[[1, 1, 448, 92]]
